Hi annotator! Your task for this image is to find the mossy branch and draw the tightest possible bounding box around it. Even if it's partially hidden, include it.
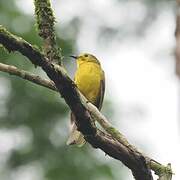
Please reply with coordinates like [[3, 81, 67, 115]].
[[0, 26, 173, 179], [0, 0, 175, 175], [87, 103, 173, 179], [34, 0, 62, 64], [0, 26, 155, 180]]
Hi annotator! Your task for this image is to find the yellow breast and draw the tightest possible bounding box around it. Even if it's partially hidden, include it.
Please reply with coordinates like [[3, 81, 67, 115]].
[[74, 62, 103, 105]]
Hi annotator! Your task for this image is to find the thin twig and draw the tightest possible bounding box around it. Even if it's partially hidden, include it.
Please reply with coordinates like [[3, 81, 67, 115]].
[[0, 62, 56, 91]]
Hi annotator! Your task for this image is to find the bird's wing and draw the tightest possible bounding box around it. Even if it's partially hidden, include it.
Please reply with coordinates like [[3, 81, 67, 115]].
[[95, 70, 105, 110]]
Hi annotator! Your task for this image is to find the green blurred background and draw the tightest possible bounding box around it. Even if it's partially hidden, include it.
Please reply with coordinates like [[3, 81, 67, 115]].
[[0, 0, 178, 180]]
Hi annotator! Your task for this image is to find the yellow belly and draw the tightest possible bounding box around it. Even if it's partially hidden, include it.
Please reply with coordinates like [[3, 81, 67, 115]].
[[74, 62, 102, 105]]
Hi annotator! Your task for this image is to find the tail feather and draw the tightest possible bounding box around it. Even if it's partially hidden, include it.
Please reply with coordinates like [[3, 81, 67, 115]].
[[66, 113, 86, 147]]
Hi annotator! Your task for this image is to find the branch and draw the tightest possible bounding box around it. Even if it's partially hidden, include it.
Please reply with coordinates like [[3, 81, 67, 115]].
[[34, 0, 62, 64], [86, 103, 173, 180], [0, 61, 173, 180], [154, 163, 172, 180], [0, 26, 153, 180], [175, 0, 180, 77], [0, 27, 173, 179], [0, 62, 56, 91]]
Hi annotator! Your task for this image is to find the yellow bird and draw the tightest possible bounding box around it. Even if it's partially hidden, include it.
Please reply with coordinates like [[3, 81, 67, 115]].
[[66, 53, 105, 146]]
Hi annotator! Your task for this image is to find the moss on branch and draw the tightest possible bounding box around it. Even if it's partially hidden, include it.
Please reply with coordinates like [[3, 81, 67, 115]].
[[34, 0, 62, 64]]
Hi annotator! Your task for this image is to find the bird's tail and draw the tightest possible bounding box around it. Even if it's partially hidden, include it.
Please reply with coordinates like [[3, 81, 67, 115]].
[[66, 113, 86, 147]]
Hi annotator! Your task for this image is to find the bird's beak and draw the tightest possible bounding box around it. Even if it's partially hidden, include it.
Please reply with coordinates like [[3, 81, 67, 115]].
[[70, 55, 78, 59]]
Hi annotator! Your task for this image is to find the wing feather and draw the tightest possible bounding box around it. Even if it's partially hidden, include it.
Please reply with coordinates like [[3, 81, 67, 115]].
[[95, 70, 105, 110]]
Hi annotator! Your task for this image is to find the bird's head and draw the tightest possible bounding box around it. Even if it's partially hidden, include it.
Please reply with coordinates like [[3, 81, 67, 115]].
[[70, 53, 101, 66]]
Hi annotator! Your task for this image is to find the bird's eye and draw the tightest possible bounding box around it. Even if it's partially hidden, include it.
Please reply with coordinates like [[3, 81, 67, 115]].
[[84, 54, 88, 57]]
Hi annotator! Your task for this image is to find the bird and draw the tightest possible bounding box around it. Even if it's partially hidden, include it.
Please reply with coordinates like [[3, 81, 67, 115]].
[[66, 53, 105, 146]]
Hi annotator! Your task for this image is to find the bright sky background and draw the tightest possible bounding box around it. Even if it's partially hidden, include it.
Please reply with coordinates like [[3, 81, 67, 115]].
[[1, 0, 179, 179]]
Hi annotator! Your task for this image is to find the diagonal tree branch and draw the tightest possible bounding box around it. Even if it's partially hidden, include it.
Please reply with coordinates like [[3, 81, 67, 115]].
[[86, 103, 173, 180], [34, 0, 62, 64], [0, 59, 172, 179], [0, 61, 172, 179], [0, 26, 154, 180]]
